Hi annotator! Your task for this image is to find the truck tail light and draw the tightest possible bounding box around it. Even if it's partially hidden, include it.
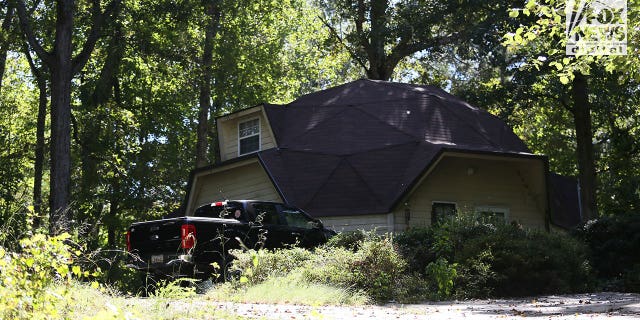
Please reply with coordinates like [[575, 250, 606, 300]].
[[126, 231, 131, 252], [181, 224, 196, 249]]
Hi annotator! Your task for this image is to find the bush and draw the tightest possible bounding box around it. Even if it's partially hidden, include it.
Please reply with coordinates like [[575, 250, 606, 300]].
[[456, 225, 592, 297], [577, 214, 640, 292], [397, 214, 593, 299], [0, 233, 98, 319], [394, 227, 437, 274], [229, 235, 407, 303], [325, 229, 381, 250], [425, 258, 457, 299], [229, 247, 313, 285]]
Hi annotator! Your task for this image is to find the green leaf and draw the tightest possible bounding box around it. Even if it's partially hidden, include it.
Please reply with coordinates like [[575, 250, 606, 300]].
[[559, 76, 570, 84], [72, 265, 81, 276], [509, 10, 519, 18]]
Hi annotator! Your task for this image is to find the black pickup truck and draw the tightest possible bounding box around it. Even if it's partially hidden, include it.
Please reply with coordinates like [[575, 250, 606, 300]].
[[126, 200, 335, 280]]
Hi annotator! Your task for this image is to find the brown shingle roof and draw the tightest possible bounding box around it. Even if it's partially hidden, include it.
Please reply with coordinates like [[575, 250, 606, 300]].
[[257, 79, 534, 217]]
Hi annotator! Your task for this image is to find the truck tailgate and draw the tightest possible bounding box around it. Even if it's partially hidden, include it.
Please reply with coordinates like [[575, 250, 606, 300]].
[[128, 218, 186, 256]]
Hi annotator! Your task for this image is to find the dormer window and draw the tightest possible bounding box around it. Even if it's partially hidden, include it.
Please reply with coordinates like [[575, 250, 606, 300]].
[[239, 118, 260, 155]]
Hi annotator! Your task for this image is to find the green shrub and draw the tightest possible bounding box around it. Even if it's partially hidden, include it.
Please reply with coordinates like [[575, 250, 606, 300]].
[[0, 233, 98, 319], [395, 217, 498, 276], [455, 225, 592, 297], [229, 235, 407, 303], [305, 236, 406, 302], [325, 229, 381, 250], [577, 214, 640, 292], [397, 214, 592, 299], [425, 258, 457, 299], [454, 249, 496, 298], [394, 227, 437, 274], [229, 247, 313, 285]]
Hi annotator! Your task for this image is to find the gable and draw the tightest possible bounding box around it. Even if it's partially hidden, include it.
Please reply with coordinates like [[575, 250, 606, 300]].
[[216, 105, 277, 162], [185, 158, 282, 215]]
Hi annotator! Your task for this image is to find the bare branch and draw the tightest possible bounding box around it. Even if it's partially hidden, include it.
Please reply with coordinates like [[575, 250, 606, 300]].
[[21, 33, 41, 79], [318, 15, 369, 72], [13, 0, 53, 65]]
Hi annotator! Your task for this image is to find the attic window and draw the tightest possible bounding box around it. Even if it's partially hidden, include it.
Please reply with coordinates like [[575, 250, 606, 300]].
[[239, 118, 260, 155]]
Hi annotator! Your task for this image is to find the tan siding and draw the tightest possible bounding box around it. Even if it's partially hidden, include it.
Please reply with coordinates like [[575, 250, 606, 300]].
[[395, 155, 547, 232], [189, 161, 282, 214], [218, 108, 276, 162], [318, 214, 390, 233]]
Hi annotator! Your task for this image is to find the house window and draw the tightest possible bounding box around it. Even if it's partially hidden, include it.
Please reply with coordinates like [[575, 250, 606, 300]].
[[475, 206, 509, 225], [431, 202, 457, 225], [239, 118, 260, 155]]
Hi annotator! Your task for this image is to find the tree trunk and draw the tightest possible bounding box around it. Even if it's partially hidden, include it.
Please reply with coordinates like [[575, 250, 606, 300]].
[[571, 71, 598, 222], [22, 35, 48, 229], [48, 0, 74, 234], [0, 6, 14, 95], [196, 0, 222, 168], [362, 0, 390, 80], [33, 69, 47, 228], [15, 0, 115, 234]]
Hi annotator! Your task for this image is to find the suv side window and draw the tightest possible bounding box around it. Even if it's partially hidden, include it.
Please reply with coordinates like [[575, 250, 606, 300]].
[[251, 203, 282, 225], [278, 205, 315, 229]]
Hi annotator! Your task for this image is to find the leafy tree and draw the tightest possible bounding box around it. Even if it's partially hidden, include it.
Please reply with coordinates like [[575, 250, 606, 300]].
[[195, 0, 221, 168], [14, 0, 120, 234], [318, 0, 517, 81], [0, 54, 38, 242], [0, 1, 15, 95], [504, 0, 639, 220]]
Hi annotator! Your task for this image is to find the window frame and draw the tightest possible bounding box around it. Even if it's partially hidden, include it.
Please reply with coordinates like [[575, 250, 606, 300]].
[[474, 206, 510, 224], [238, 117, 261, 156], [431, 201, 457, 225]]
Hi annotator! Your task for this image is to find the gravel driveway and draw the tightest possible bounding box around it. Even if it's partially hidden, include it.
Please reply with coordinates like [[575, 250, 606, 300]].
[[208, 292, 640, 319]]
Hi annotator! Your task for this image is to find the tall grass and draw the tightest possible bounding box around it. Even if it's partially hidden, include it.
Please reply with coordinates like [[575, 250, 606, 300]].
[[206, 271, 369, 305]]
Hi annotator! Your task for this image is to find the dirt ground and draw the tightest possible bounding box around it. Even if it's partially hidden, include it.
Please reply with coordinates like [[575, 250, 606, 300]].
[[207, 292, 640, 319]]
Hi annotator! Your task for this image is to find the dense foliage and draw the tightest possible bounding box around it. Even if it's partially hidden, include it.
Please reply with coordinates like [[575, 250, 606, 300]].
[[576, 214, 640, 292], [396, 216, 593, 299], [229, 218, 604, 302], [230, 234, 406, 302], [0, 233, 98, 319]]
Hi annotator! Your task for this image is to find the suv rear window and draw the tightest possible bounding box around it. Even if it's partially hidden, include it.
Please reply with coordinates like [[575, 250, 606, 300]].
[[194, 201, 245, 220]]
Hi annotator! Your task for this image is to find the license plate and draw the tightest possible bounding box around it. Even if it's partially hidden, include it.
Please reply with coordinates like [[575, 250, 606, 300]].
[[151, 255, 163, 264]]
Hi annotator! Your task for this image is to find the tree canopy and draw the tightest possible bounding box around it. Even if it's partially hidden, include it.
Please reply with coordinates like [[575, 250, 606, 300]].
[[0, 0, 638, 248]]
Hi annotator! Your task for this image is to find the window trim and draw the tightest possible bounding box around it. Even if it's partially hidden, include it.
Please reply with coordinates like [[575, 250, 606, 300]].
[[431, 201, 457, 224], [238, 117, 261, 156], [474, 206, 510, 223]]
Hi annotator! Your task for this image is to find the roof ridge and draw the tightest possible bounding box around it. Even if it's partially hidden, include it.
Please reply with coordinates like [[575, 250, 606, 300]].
[[343, 158, 387, 208], [300, 157, 346, 208]]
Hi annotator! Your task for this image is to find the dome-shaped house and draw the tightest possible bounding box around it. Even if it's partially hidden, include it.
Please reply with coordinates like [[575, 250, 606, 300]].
[[184, 80, 580, 231]]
